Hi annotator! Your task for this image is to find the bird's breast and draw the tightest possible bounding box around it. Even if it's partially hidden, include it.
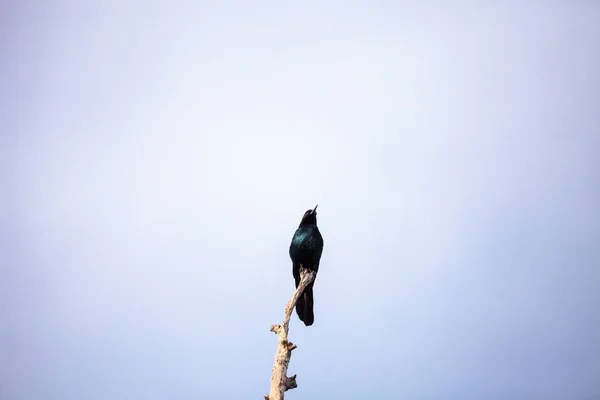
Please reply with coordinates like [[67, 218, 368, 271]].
[[291, 228, 314, 247]]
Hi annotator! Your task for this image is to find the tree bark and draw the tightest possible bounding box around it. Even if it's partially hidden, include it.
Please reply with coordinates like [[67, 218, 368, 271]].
[[265, 268, 316, 400]]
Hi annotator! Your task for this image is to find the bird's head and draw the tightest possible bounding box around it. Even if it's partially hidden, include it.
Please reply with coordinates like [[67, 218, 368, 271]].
[[299, 204, 318, 226]]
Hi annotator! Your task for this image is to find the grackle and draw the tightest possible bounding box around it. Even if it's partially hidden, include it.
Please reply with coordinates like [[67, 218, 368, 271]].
[[289, 205, 324, 326]]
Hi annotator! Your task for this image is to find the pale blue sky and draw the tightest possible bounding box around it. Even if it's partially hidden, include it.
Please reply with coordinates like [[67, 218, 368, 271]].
[[1, 1, 599, 399]]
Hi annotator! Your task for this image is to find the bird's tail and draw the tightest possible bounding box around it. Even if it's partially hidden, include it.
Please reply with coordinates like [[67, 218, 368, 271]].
[[295, 282, 314, 326]]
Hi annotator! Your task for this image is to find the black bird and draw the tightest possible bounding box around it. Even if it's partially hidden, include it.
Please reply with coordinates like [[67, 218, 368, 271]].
[[289, 205, 324, 326]]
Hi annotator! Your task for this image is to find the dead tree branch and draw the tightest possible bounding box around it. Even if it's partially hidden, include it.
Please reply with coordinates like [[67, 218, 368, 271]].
[[265, 267, 316, 400]]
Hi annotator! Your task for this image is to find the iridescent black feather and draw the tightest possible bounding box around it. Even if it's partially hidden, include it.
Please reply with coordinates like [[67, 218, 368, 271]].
[[289, 205, 324, 326]]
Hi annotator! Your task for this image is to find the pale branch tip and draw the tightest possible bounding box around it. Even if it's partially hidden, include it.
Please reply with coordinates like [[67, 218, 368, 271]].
[[266, 268, 316, 400]]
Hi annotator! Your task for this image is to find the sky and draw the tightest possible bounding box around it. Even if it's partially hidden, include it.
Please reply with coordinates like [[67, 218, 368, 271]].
[[1, 1, 599, 399]]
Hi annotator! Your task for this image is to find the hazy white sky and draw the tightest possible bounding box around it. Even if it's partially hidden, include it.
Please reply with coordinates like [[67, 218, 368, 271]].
[[1, 1, 599, 399]]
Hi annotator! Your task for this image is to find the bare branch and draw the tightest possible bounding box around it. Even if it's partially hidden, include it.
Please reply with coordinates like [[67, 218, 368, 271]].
[[265, 268, 316, 400]]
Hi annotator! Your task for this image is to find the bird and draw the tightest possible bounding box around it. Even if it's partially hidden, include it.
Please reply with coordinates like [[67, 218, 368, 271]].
[[289, 205, 324, 326]]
